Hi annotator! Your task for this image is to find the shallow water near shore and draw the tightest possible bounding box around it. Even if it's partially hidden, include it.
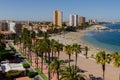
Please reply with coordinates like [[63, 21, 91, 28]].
[[82, 24, 120, 53]]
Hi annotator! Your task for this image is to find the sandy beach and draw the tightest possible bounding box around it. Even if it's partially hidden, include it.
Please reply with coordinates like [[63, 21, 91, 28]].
[[50, 30, 103, 57], [49, 29, 119, 80]]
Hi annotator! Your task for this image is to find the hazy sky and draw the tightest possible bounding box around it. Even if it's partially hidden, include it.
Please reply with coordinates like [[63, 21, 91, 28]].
[[0, 0, 120, 22]]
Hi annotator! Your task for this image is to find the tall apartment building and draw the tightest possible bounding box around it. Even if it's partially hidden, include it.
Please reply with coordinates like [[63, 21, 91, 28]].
[[79, 17, 85, 25], [69, 14, 78, 26], [1, 21, 9, 31], [53, 10, 63, 27], [9, 22, 16, 33], [15, 23, 22, 37]]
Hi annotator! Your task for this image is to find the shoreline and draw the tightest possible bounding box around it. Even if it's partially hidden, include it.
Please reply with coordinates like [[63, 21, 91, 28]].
[[50, 29, 112, 57], [50, 29, 119, 80]]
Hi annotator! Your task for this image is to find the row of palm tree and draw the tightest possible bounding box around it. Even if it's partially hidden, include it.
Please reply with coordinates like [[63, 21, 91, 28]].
[[30, 35, 88, 80], [95, 51, 120, 80], [15, 27, 90, 80], [13, 26, 120, 80]]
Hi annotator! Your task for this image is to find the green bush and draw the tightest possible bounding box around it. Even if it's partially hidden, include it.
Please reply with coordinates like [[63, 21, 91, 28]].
[[6, 70, 23, 80], [28, 71, 37, 78], [0, 50, 10, 61], [23, 63, 30, 68]]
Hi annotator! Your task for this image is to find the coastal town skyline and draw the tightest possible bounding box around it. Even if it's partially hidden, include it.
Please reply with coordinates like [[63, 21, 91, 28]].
[[0, 0, 120, 22]]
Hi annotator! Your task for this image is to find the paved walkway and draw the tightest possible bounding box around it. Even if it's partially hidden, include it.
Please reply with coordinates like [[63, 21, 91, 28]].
[[14, 45, 57, 80], [15, 43, 120, 80]]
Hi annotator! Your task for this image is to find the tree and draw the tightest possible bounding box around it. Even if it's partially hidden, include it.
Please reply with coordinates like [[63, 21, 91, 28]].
[[44, 32, 49, 40], [33, 43, 40, 68], [0, 50, 11, 62], [50, 39, 57, 61], [65, 45, 73, 67], [44, 39, 51, 80], [37, 41, 46, 72], [49, 59, 64, 80], [84, 46, 89, 58], [72, 43, 81, 69], [95, 51, 111, 80], [31, 30, 36, 47], [60, 66, 86, 80], [21, 28, 28, 55], [55, 42, 64, 59], [23, 63, 30, 75], [28, 71, 38, 80], [29, 22, 33, 30], [6, 70, 23, 80], [112, 52, 120, 80], [0, 33, 5, 50]]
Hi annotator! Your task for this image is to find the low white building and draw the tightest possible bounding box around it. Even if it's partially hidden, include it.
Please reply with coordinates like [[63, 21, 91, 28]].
[[1, 63, 25, 73]]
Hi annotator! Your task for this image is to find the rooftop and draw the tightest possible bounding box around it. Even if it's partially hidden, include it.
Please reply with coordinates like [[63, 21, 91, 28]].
[[1, 63, 25, 73]]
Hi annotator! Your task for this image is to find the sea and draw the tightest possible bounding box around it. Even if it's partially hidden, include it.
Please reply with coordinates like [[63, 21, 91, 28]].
[[82, 24, 120, 53]]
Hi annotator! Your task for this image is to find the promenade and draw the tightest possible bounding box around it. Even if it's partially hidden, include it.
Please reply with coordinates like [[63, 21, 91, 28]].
[[14, 29, 120, 80]]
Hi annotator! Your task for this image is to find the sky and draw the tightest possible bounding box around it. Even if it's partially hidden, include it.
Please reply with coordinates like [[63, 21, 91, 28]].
[[0, 0, 120, 22]]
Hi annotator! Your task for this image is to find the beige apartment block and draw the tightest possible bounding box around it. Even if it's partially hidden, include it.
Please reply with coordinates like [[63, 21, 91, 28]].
[[79, 16, 85, 25], [53, 10, 63, 27]]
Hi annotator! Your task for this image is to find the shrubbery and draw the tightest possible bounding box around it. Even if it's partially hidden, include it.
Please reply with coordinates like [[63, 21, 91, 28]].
[[28, 71, 38, 78], [23, 63, 30, 69], [6, 70, 24, 80]]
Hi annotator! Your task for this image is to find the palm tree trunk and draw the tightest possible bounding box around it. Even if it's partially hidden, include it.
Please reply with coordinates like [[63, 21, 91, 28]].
[[57, 70, 59, 80], [25, 48, 27, 56], [75, 53, 77, 69], [58, 51, 60, 60], [30, 50, 32, 65], [20, 39, 21, 49], [85, 51, 87, 58], [119, 68, 120, 80], [55, 52, 57, 58], [52, 51, 54, 61], [57, 61, 60, 80], [36, 53, 38, 68], [102, 64, 105, 80], [48, 52, 51, 80], [41, 53, 43, 72], [69, 54, 71, 67]]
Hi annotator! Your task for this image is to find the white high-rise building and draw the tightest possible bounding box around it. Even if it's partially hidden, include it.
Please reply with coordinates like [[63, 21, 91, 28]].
[[69, 14, 74, 26], [9, 22, 16, 33], [69, 14, 78, 26]]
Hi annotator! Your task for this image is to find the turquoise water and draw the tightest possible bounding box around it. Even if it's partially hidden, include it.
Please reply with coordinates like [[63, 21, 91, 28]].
[[82, 24, 120, 53]]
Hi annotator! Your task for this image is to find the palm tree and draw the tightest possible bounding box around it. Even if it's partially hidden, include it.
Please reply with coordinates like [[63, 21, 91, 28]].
[[84, 46, 89, 58], [29, 22, 33, 30], [72, 43, 81, 69], [30, 30, 36, 47], [33, 43, 39, 68], [112, 52, 120, 80], [50, 39, 57, 61], [95, 51, 111, 80], [44, 32, 49, 40], [65, 45, 73, 67], [60, 66, 86, 80], [21, 28, 29, 55], [37, 41, 46, 72], [45, 39, 51, 80], [55, 42, 64, 59], [49, 59, 64, 80]]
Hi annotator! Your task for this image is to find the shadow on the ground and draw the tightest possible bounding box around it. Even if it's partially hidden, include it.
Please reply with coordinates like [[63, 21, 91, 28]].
[[89, 74, 103, 80], [78, 68, 87, 73], [63, 59, 74, 63]]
